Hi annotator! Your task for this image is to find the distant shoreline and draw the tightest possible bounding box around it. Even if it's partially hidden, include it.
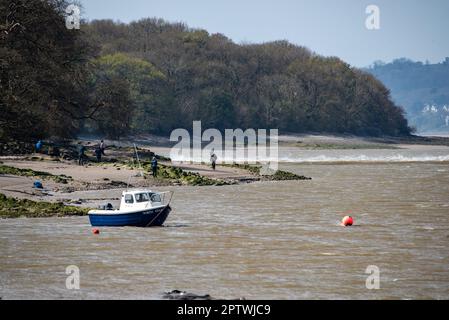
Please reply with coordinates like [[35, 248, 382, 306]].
[[278, 133, 449, 149], [76, 132, 449, 150]]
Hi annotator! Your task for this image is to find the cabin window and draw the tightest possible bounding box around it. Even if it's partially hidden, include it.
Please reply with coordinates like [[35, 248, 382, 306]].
[[124, 194, 134, 204], [150, 193, 161, 203], [135, 193, 150, 203]]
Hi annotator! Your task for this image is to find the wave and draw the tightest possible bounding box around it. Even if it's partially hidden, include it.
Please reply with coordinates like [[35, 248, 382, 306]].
[[168, 148, 449, 164], [279, 154, 449, 163]]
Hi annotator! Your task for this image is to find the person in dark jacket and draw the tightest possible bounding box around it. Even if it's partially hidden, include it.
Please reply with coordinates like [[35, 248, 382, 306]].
[[95, 146, 102, 162], [78, 144, 86, 166], [35, 140, 43, 153], [151, 156, 158, 177], [100, 140, 106, 155], [210, 152, 217, 171]]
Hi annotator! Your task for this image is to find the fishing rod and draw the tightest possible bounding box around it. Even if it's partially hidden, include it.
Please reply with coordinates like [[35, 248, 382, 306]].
[[126, 143, 144, 190], [133, 143, 144, 177]]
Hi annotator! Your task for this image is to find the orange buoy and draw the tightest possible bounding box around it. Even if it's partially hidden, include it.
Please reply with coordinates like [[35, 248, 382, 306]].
[[92, 228, 100, 235], [341, 216, 354, 227]]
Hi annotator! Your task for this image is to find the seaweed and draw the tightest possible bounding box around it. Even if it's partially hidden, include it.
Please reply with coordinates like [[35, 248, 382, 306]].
[[222, 163, 312, 181], [0, 193, 89, 218]]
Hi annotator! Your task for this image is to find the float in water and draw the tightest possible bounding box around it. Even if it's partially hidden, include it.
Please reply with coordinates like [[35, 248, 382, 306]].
[[88, 189, 173, 227]]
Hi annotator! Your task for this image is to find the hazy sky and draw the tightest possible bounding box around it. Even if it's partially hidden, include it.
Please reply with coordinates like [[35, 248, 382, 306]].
[[80, 0, 449, 67]]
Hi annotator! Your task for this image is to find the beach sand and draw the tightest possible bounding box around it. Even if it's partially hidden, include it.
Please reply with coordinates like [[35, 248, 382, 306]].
[[0, 157, 255, 208]]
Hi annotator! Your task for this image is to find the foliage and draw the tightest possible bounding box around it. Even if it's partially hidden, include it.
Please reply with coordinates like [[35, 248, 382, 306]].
[[0, 0, 95, 141], [1, 1, 413, 143], [87, 53, 166, 138], [83, 18, 413, 137]]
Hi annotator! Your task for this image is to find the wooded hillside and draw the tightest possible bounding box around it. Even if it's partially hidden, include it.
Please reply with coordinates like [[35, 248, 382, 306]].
[[0, 0, 412, 142], [367, 58, 449, 134]]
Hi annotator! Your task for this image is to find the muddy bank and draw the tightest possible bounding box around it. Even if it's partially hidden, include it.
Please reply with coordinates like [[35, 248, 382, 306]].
[[0, 157, 311, 211], [279, 133, 449, 149]]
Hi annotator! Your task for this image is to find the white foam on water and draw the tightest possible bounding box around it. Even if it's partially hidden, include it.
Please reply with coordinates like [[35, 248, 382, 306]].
[[320, 252, 338, 256], [168, 153, 449, 164], [165, 146, 449, 164], [278, 154, 449, 163]]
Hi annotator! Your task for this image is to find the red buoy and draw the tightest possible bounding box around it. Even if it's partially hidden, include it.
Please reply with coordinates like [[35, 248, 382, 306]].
[[341, 216, 354, 227], [92, 228, 100, 235]]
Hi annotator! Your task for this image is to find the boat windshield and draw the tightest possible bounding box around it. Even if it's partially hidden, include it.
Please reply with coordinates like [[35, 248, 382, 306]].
[[135, 193, 150, 203], [150, 193, 162, 203]]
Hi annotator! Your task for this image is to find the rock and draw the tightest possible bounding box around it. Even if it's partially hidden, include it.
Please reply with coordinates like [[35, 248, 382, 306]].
[[109, 180, 127, 187], [0, 141, 34, 156], [163, 290, 213, 300]]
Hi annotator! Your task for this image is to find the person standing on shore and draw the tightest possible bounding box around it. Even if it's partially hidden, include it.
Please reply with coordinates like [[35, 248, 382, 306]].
[[78, 143, 86, 166], [95, 146, 102, 162], [35, 140, 42, 153], [151, 156, 158, 177], [210, 151, 217, 171], [100, 140, 106, 155]]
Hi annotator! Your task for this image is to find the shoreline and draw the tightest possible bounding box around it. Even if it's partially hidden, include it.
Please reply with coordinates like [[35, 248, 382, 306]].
[[2, 133, 449, 219], [0, 139, 311, 218], [278, 133, 449, 148]]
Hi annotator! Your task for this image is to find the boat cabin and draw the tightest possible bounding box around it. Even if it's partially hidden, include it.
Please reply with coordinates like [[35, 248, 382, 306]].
[[119, 189, 164, 211]]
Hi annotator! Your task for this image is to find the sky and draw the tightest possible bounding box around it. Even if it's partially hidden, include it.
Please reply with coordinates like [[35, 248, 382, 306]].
[[80, 0, 449, 67]]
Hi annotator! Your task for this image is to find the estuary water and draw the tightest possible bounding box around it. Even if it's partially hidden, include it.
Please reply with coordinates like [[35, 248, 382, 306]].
[[1, 147, 449, 299]]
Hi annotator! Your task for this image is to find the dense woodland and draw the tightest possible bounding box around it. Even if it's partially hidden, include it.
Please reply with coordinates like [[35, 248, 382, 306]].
[[367, 58, 449, 133], [1, 0, 413, 143]]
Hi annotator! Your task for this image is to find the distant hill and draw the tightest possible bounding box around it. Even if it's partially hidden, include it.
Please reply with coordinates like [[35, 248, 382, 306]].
[[366, 58, 449, 134]]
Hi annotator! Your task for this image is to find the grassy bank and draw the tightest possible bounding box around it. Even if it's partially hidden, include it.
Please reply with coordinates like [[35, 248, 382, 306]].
[[0, 193, 89, 218], [0, 165, 72, 184]]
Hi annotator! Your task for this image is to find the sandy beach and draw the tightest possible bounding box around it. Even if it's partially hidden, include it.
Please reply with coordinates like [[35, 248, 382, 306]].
[[0, 158, 256, 210]]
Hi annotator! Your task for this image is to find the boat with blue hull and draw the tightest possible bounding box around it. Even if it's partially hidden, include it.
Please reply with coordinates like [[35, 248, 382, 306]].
[[88, 189, 173, 227]]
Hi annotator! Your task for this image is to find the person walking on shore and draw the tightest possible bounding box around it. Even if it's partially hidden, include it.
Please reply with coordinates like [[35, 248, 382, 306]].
[[151, 156, 158, 177], [95, 146, 102, 162]]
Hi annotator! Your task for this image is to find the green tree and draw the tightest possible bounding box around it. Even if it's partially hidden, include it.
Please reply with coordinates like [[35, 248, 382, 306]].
[[90, 53, 166, 136], [0, 0, 95, 141]]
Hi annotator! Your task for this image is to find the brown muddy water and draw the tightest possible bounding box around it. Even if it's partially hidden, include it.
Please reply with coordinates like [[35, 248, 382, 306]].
[[1, 159, 449, 299]]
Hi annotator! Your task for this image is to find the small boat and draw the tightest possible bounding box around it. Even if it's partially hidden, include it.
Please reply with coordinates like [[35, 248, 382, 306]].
[[88, 189, 173, 227]]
